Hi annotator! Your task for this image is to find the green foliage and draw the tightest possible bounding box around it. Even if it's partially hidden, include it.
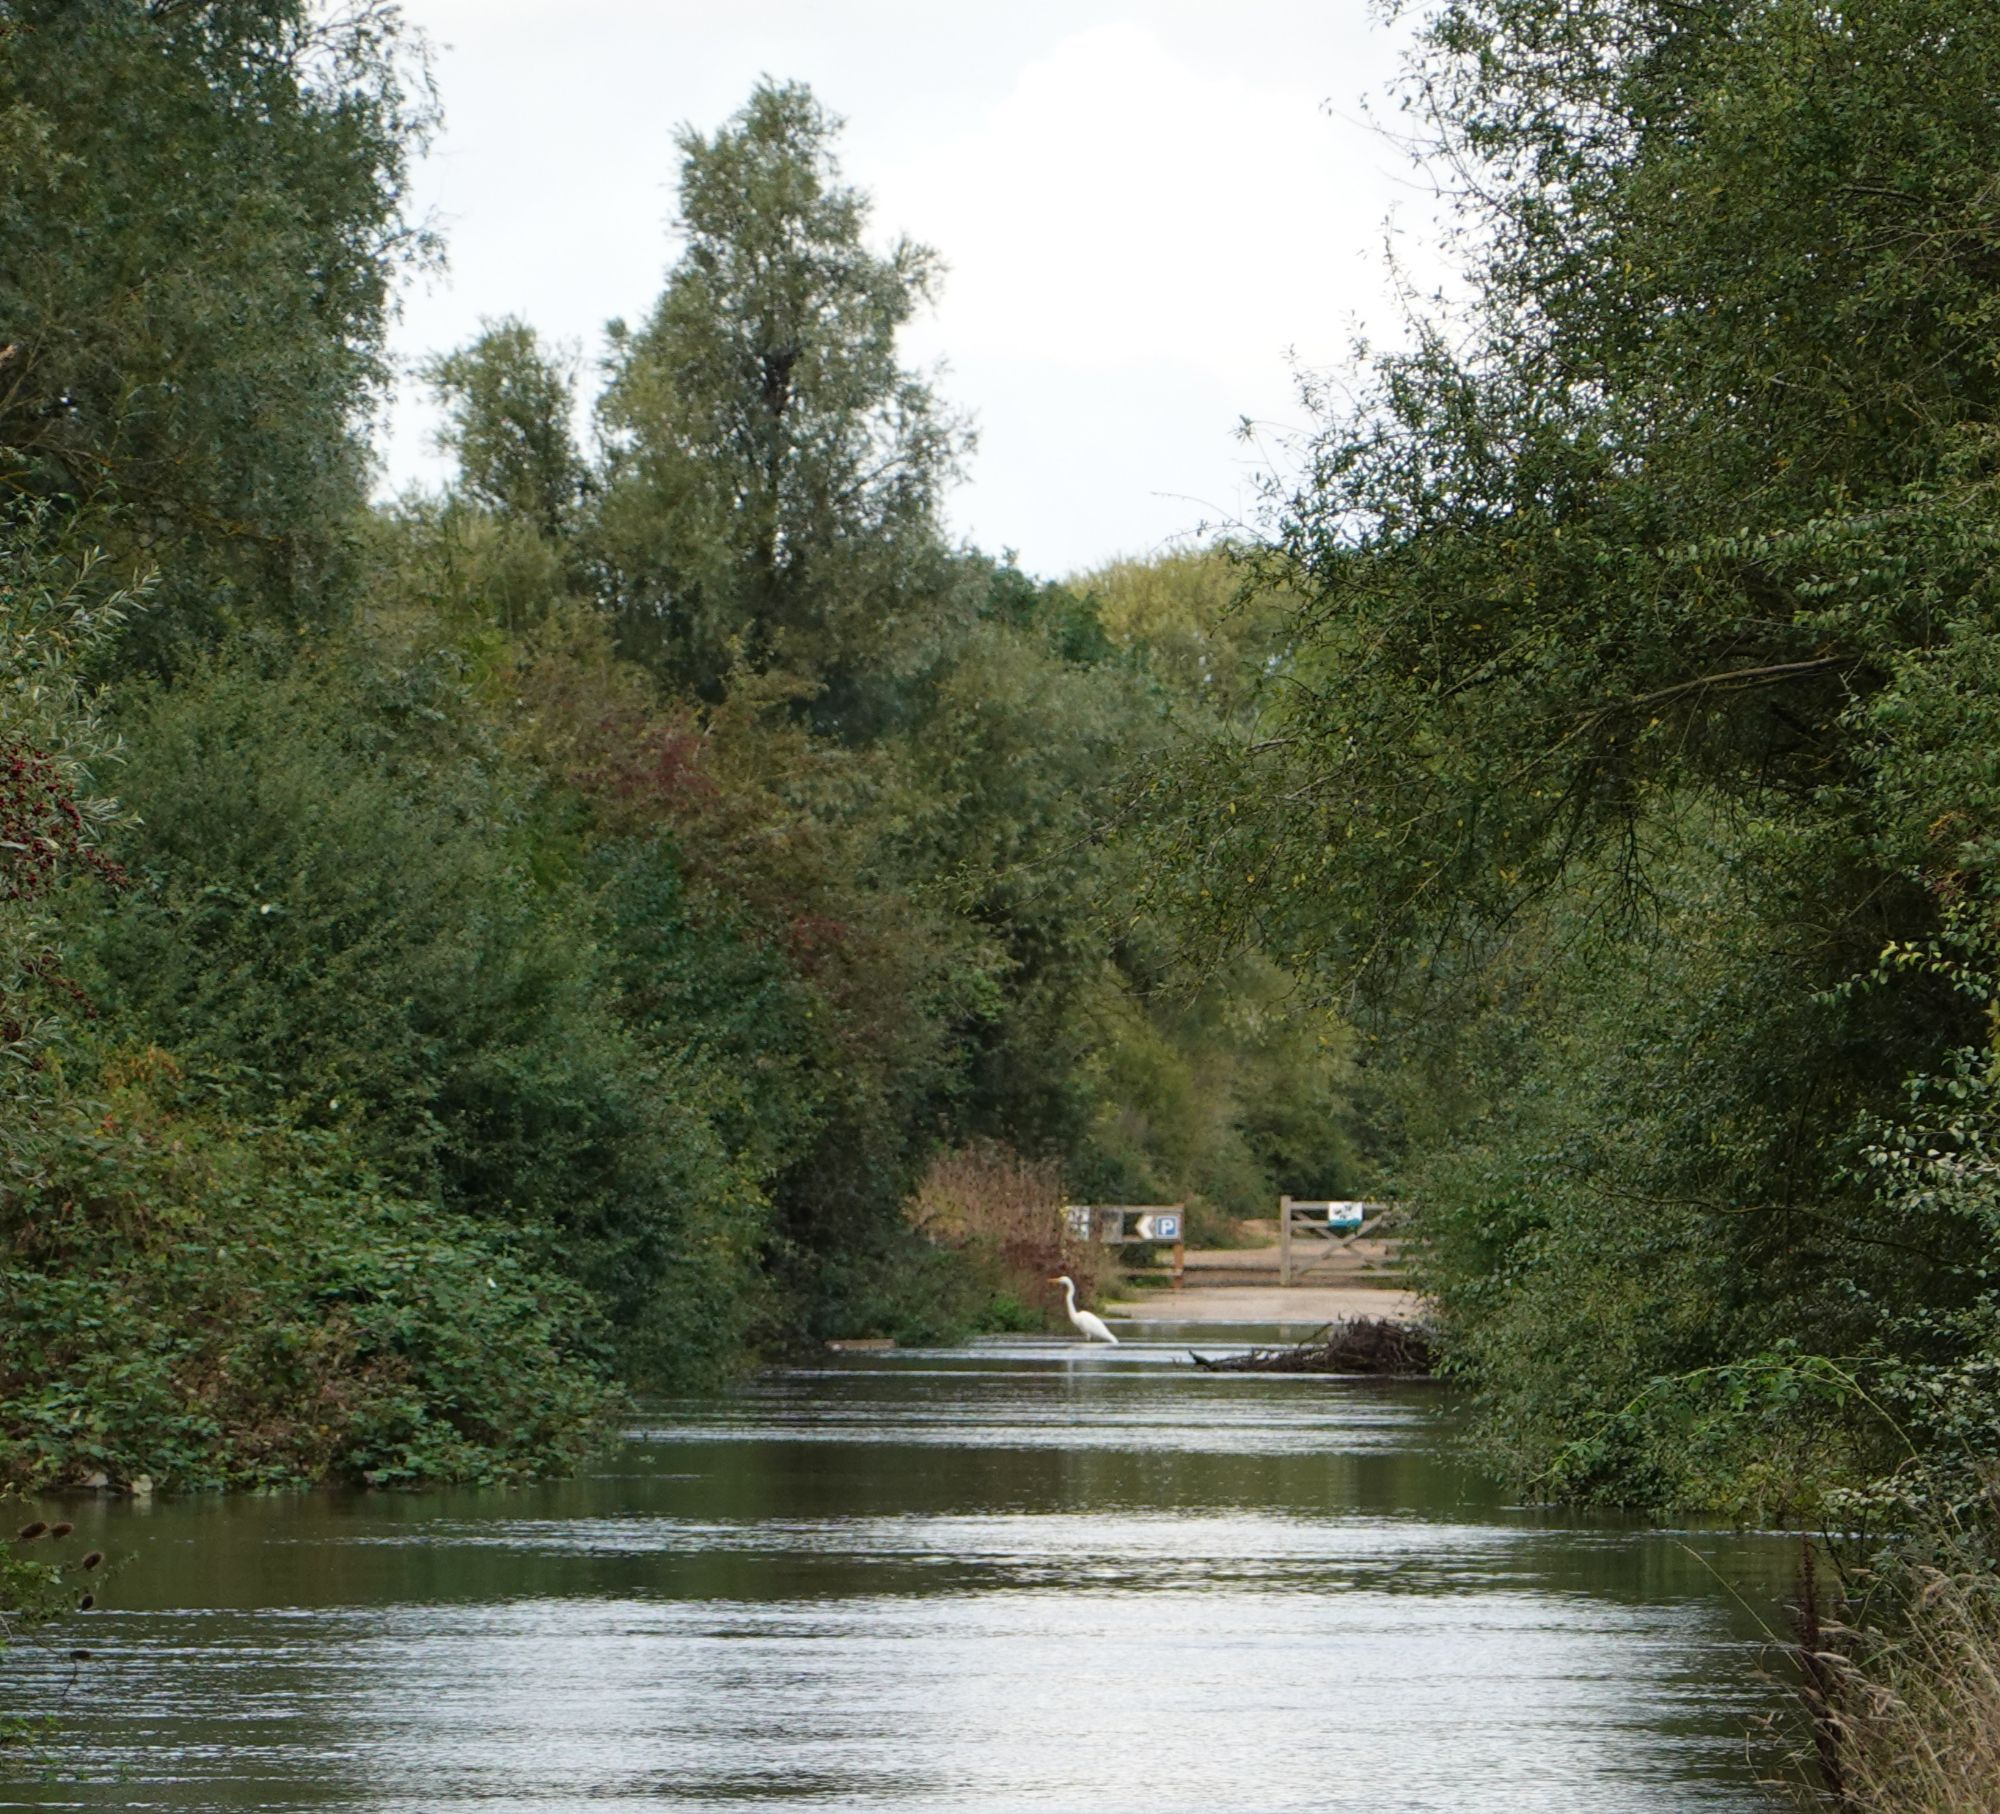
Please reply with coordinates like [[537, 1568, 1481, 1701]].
[[0, 521, 137, 1062], [1174, 0, 2000, 978], [1075, 955, 1365, 1228], [1, 1517, 85, 1631], [897, 599, 1148, 1154], [1084, 546, 1294, 720], [405, 86, 1383, 1343], [0, 522, 120, 1748], [513, 631, 983, 1273], [593, 79, 966, 727], [2, 1051, 611, 1490], [0, 519, 607, 1493], [4, 56, 1387, 1497], [787, 1227, 1011, 1347], [0, 0, 435, 648], [1171, 0, 2000, 1514], [423, 319, 589, 544], [77, 648, 767, 1387], [1400, 851, 1891, 1511]]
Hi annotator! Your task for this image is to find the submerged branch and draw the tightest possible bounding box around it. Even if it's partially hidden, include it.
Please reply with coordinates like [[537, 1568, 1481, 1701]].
[[1190, 1316, 1435, 1376]]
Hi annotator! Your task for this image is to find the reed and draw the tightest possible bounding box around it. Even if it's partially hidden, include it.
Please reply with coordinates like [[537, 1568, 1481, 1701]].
[[1786, 1537, 2000, 1811]]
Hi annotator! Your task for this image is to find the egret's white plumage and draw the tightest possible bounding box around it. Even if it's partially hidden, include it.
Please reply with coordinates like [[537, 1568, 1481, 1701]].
[[1049, 1274, 1118, 1344]]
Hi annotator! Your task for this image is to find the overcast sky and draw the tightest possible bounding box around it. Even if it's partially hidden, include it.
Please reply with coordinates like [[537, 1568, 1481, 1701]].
[[378, 1, 1445, 579]]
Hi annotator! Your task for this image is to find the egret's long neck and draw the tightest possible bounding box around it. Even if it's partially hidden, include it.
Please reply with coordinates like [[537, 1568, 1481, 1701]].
[[1062, 1279, 1078, 1314]]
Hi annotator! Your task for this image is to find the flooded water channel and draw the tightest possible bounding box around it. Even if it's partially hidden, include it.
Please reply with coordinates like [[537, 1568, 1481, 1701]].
[[7, 1329, 1806, 1811]]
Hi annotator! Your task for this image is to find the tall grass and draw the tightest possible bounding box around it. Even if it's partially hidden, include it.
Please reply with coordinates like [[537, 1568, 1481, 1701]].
[[1788, 1539, 2000, 1811]]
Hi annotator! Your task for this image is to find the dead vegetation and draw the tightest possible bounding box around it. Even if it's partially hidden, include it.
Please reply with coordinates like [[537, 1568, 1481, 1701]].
[[1189, 1317, 1435, 1376], [1782, 1537, 2000, 1812], [907, 1141, 1115, 1318]]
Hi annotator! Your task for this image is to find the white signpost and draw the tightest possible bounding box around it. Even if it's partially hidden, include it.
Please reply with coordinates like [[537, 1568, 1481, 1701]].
[[1060, 1204, 1188, 1286]]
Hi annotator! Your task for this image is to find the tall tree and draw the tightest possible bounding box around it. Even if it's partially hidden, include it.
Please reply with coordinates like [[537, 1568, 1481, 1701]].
[[424, 317, 588, 542], [593, 79, 966, 731], [1169, 0, 2000, 1508], [0, 0, 434, 645]]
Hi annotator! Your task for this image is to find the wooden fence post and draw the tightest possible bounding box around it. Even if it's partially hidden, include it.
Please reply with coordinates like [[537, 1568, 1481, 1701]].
[[1279, 1194, 1294, 1286]]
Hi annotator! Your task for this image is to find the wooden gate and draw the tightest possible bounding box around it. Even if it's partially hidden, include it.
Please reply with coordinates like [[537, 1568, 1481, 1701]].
[[1277, 1196, 1387, 1285]]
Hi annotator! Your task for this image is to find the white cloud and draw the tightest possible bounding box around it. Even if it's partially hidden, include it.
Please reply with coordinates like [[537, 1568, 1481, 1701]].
[[882, 22, 1367, 383]]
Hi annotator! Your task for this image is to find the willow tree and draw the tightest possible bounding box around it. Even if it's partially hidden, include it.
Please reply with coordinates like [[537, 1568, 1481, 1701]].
[[1175, 0, 2000, 1509], [593, 80, 966, 734], [0, 0, 434, 646], [424, 317, 588, 543]]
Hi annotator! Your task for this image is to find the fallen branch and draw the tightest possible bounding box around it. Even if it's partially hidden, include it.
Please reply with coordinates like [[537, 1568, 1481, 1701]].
[[1190, 1316, 1436, 1376]]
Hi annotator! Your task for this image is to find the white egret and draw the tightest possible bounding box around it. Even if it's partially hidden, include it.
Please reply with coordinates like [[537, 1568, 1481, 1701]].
[[1048, 1275, 1118, 1344]]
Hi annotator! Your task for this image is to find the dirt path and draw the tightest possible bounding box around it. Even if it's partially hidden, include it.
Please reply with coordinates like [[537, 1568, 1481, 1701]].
[[1104, 1283, 1422, 1325], [1102, 1228, 1420, 1325]]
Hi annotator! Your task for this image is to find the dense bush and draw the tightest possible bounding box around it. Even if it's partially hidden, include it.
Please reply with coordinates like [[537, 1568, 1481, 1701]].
[[0, 534, 611, 1490], [77, 650, 768, 1387], [2, 1051, 611, 1490], [1141, 0, 2000, 1534]]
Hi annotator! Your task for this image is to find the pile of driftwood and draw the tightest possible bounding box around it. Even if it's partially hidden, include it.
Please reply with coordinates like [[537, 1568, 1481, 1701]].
[[1189, 1317, 1435, 1376]]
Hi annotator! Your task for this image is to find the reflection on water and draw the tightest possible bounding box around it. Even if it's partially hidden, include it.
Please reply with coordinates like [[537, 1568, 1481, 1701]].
[[5, 1330, 1801, 1810]]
